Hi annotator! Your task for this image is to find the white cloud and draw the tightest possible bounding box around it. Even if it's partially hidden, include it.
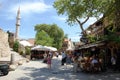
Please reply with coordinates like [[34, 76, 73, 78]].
[[57, 17, 66, 21], [54, 16, 67, 21], [8, 1, 52, 17]]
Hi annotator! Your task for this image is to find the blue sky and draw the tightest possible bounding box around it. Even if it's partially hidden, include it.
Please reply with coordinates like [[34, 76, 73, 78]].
[[0, 0, 97, 42]]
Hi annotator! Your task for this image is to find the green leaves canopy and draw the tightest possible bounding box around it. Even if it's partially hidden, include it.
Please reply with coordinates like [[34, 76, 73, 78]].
[[53, 0, 114, 34], [35, 30, 53, 46], [35, 24, 64, 49]]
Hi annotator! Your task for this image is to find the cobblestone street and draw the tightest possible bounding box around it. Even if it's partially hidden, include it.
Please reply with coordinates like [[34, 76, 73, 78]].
[[0, 56, 120, 80]]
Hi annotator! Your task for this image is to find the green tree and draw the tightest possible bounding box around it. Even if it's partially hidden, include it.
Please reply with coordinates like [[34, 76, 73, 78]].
[[53, 0, 114, 35], [114, 0, 120, 31], [48, 24, 64, 49], [25, 47, 31, 55], [13, 40, 19, 52], [35, 24, 50, 32], [35, 30, 53, 46], [35, 24, 64, 49]]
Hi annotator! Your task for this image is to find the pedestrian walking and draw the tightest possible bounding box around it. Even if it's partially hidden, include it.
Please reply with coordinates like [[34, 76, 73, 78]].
[[47, 54, 52, 69], [49, 51, 53, 58], [65, 53, 72, 69], [61, 51, 67, 65], [43, 52, 47, 63]]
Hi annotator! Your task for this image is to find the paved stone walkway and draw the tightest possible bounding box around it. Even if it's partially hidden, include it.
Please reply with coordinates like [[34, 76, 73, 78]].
[[0, 55, 120, 80]]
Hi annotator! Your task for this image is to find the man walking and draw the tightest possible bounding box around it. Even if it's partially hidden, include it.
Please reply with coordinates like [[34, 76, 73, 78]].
[[61, 51, 67, 65]]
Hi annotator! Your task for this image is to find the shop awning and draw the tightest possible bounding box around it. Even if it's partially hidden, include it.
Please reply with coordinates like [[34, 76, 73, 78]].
[[79, 42, 105, 49], [31, 45, 57, 51], [31, 45, 50, 51]]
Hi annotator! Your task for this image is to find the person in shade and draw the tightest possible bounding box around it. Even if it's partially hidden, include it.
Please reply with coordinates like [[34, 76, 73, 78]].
[[111, 55, 116, 71]]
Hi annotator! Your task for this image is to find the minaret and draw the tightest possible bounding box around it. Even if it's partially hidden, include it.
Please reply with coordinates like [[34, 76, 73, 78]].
[[15, 7, 20, 41]]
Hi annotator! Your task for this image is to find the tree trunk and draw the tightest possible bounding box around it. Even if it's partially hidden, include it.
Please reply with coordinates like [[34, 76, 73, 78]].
[[76, 18, 85, 32], [76, 17, 89, 36]]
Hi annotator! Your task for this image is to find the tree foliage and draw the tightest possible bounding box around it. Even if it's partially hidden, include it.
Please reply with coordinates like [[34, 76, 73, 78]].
[[13, 40, 19, 52], [114, 0, 120, 31], [35, 30, 53, 46], [53, 0, 114, 35], [35, 24, 64, 49], [25, 47, 31, 55]]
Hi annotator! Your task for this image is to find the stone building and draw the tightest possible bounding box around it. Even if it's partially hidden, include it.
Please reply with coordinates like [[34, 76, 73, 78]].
[[61, 38, 75, 52], [0, 29, 10, 57]]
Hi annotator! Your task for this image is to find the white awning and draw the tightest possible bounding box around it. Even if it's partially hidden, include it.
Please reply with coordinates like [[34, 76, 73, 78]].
[[44, 46, 57, 51], [31, 45, 50, 51], [19, 40, 33, 47]]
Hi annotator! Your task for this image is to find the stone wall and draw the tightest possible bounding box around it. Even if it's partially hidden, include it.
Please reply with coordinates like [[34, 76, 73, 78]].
[[0, 29, 10, 57], [7, 31, 15, 48]]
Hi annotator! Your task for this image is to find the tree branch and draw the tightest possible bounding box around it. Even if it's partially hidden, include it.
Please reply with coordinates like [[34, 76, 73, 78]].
[[76, 17, 89, 36], [76, 18, 81, 25], [81, 17, 89, 25], [76, 18, 84, 32]]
